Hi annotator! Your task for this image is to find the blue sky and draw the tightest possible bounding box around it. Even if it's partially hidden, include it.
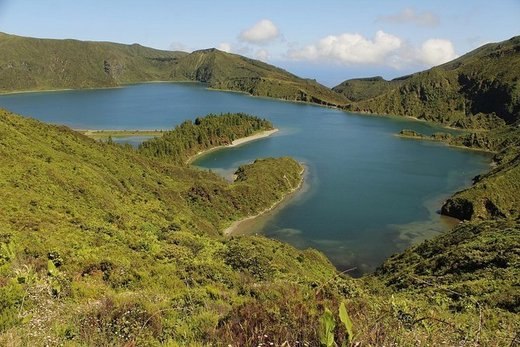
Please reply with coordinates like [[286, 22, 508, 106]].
[[0, 0, 519, 86]]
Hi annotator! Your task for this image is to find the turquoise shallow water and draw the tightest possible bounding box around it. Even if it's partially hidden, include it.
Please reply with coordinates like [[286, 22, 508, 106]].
[[0, 83, 491, 274]]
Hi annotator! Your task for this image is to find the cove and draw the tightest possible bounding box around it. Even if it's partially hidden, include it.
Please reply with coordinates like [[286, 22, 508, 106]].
[[0, 83, 491, 275]]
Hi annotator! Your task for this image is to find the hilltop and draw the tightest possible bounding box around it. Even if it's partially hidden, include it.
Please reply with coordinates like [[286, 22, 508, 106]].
[[0, 32, 346, 106], [333, 76, 403, 102], [339, 35, 520, 129]]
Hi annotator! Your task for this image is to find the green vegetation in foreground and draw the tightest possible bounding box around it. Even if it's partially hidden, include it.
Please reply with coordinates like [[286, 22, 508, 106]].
[[340, 35, 520, 130], [138, 112, 273, 165], [0, 32, 347, 107], [377, 219, 520, 314], [0, 108, 518, 346]]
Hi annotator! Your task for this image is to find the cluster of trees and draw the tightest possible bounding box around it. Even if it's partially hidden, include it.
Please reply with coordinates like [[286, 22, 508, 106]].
[[138, 113, 273, 164]]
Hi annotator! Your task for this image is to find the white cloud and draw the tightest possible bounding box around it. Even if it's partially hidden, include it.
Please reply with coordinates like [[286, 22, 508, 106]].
[[417, 39, 457, 66], [255, 49, 270, 61], [288, 30, 402, 65], [377, 8, 440, 27], [217, 42, 232, 53], [287, 31, 457, 69], [239, 19, 279, 44]]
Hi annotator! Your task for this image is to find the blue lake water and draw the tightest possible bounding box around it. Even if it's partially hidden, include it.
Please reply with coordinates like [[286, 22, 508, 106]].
[[0, 83, 491, 274]]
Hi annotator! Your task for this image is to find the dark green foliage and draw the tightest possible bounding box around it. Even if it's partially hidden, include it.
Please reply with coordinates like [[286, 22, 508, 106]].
[[138, 113, 273, 164], [398, 129, 426, 138]]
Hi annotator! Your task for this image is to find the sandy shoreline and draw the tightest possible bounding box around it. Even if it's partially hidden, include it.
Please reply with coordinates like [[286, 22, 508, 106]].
[[77, 129, 165, 138], [187, 128, 279, 164], [222, 166, 305, 236]]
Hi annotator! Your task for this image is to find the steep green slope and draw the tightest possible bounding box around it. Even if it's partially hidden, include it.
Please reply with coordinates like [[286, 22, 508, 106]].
[[169, 48, 347, 106], [441, 144, 520, 220], [377, 219, 520, 313], [343, 36, 520, 129], [0, 32, 187, 91], [0, 32, 347, 106]]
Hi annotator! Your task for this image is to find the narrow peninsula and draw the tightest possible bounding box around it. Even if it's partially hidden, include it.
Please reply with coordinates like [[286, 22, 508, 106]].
[[138, 112, 276, 165]]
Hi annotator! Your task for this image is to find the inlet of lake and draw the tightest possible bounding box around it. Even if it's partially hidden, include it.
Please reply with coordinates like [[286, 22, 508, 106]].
[[0, 83, 491, 275]]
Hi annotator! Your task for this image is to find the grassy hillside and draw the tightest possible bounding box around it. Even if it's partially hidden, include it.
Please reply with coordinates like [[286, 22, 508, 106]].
[[0, 32, 187, 91], [0, 32, 346, 106], [366, 220, 519, 346], [342, 36, 520, 129], [441, 134, 520, 220]]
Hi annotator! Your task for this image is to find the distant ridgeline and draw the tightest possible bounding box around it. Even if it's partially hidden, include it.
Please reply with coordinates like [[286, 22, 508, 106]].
[[138, 113, 273, 164], [0, 32, 346, 106]]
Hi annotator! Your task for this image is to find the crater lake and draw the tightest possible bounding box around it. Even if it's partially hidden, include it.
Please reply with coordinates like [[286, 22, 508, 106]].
[[0, 83, 491, 274]]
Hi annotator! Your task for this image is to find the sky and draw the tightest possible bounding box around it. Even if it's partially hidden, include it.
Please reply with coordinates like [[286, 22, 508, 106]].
[[0, 0, 519, 86]]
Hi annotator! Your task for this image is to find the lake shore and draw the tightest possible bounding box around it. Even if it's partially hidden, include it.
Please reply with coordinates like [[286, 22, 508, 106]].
[[187, 128, 279, 164], [395, 132, 495, 154], [77, 129, 165, 139], [223, 166, 305, 236]]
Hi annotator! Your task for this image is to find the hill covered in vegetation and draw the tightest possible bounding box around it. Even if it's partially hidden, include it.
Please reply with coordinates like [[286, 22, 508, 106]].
[[0, 32, 346, 106], [0, 109, 518, 346], [0, 32, 187, 91], [0, 109, 340, 345], [168, 48, 347, 106], [441, 132, 520, 220], [340, 35, 520, 130]]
